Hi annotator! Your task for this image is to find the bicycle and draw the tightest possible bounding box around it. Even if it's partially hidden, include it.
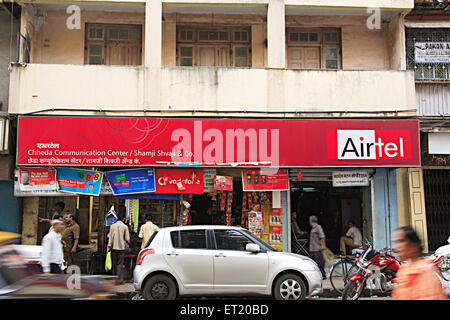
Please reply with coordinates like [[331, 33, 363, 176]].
[[329, 252, 361, 294]]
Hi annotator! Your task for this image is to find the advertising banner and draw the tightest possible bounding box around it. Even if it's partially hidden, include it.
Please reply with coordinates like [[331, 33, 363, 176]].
[[214, 175, 233, 191], [18, 167, 57, 192], [155, 169, 204, 194], [242, 169, 289, 191], [56, 167, 103, 196], [17, 117, 420, 168], [105, 168, 156, 196]]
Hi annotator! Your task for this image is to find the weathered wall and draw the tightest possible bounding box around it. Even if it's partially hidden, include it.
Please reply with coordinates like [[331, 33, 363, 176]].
[[24, 8, 145, 64], [0, 10, 19, 111], [24, 8, 404, 71]]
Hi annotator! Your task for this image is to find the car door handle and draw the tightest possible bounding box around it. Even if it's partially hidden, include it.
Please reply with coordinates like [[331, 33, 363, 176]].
[[214, 253, 226, 258], [166, 251, 178, 256]]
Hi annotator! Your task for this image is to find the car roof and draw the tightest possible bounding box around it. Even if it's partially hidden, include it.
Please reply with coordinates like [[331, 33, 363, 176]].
[[160, 225, 245, 232]]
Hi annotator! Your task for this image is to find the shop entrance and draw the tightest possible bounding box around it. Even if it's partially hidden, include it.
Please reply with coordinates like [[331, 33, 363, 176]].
[[190, 179, 244, 226], [290, 181, 364, 254]]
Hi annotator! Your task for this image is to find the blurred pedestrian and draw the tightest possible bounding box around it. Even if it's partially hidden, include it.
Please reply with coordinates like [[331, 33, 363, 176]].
[[339, 220, 362, 255], [41, 220, 65, 274], [138, 214, 160, 250], [61, 213, 80, 267], [392, 226, 446, 300], [309, 215, 327, 279], [107, 213, 130, 285]]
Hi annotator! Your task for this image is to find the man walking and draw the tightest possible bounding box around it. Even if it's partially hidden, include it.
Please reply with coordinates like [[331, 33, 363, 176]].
[[41, 220, 65, 274], [107, 213, 130, 285], [340, 220, 362, 255], [309, 216, 327, 280], [61, 213, 80, 267], [138, 214, 159, 250]]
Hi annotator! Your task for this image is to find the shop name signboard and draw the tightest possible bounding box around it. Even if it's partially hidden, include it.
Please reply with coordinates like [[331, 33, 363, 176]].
[[333, 130, 410, 160], [17, 117, 420, 167], [332, 171, 370, 187], [415, 42, 450, 64]]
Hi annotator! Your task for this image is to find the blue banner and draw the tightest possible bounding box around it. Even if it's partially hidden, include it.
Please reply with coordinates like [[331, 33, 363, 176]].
[[56, 167, 103, 196], [105, 168, 156, 196]]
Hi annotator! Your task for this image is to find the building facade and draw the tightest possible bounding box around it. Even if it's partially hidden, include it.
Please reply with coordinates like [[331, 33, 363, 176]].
[[7, 0, 421, 265], [0, 2, 20, 234], [400, 0, 450, 253]]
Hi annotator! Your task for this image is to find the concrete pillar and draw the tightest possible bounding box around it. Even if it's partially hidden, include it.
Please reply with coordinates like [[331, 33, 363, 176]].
[[267, 0, 285, 69], [386, 13, 407, 70], [21, 197, 39, 245], [78, 195, 91, 245], [251, 23, 265, 68], [145, 0, 162, 109], [162, 14, 177, 66]]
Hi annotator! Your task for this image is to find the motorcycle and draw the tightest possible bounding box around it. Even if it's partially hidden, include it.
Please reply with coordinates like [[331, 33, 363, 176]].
[[342, 242, 400, 300], [428, 236, 450, 296]]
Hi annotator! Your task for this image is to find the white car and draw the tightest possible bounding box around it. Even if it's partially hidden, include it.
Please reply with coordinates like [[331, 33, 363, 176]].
[[133, 225, 323, 300], [12, 245, 66, 272]]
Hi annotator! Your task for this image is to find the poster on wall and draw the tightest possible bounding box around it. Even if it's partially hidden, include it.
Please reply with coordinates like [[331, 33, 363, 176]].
[[155, 169, 204, 194], [18, 167, 57, 192], [414, 41, 450, 64], [269, 208, 283, 251], [56, 167, 103, 196], [105, 168, 156, 196], [242, 169, 289, 191], [248, 211, 263, 238], [214, 175, 233, 191]]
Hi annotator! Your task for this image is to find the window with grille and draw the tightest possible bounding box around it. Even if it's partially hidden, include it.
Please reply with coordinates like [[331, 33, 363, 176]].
[[406, 28, 450, 81]]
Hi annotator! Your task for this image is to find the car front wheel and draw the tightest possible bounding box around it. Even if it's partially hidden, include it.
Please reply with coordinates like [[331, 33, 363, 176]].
[[273, 273, 307, 300], [142, 274, 177, 300]]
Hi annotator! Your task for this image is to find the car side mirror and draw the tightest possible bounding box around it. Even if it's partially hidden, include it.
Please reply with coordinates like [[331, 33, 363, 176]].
[[246, 243, 260, 253]]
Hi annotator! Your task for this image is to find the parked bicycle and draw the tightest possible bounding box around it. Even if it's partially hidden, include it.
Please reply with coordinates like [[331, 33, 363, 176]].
[[329, 253, 360, 294]]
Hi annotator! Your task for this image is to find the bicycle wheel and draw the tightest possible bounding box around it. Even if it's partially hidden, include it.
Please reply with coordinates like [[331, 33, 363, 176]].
[[329, 261, 358, 294]]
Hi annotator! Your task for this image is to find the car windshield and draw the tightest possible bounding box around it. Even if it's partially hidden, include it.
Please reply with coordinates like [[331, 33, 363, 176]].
[[241, 229, 278, 252]]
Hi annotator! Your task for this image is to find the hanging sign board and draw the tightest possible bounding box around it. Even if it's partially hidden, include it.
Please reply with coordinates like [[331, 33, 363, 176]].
[[155, 169, 204, 194], [18, 167, 57, 192], [105, 168, 156, 196], [242, 169, 289, 191], [214, 175, 233, 191], [57, 167, 103, 196], [415, 41, 450, 64]]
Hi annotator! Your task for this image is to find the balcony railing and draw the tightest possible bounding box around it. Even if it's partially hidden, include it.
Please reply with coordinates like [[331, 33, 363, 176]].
[[9, 64, 416, 116]]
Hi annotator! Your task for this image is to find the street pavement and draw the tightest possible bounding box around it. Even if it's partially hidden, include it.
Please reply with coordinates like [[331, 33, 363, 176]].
[[113, 278, 391, 300]]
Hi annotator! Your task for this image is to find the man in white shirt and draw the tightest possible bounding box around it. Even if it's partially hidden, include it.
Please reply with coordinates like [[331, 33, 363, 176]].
[[41, 220, 65, 274], [340, 220, 362, 255], [138, 214, 160, 250]]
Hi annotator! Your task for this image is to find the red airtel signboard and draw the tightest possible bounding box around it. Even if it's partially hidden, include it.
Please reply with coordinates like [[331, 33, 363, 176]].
[[16, 117, 420, 167]]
